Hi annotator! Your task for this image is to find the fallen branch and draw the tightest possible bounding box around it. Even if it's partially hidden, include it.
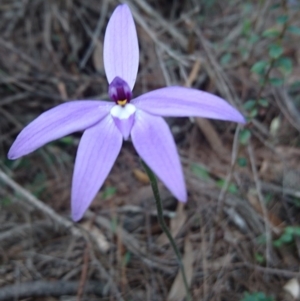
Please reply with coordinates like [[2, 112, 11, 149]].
[[0, 169, 81, 237], [0, 281, 103, 301]]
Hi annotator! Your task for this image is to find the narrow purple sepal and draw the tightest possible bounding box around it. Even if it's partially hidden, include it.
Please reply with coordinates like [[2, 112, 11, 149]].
[[8, 101, 113, 159], [103, 4, 139, 90], [131, 110, 187, 202], [71, 115, 122, 222], [132, 86, 245, 123]]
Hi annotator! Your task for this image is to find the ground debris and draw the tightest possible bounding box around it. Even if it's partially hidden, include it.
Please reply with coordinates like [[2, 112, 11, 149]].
[[1, 0, 300, 300]]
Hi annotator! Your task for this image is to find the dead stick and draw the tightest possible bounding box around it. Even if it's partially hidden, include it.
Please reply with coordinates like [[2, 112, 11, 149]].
[[0, 168, 81, 237], [0, 281, 103, 301]]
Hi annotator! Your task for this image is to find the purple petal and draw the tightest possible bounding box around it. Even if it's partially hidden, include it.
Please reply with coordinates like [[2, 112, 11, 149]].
[[103, 4, 139, 90], [8, 101, 113, 159], [132, 86, 245, 123], [71, 115, 122, 221], [131, 110, 187, 202]]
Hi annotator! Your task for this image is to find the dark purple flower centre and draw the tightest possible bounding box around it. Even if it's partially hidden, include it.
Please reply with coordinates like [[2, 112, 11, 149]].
[[108, 76, 132, 106]]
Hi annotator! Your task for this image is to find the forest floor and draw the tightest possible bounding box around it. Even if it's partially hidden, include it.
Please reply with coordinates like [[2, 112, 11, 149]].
[[1, 0, 300, 300]]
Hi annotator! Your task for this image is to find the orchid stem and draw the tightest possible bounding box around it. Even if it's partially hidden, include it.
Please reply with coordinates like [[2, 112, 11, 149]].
[[141, 160, 192, 301]]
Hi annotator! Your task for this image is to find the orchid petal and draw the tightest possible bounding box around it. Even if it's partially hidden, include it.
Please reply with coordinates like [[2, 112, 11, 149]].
[[131, 110, 187, 202], [8, 101, 113, 159], [110, 103, 136, 139], [103, 4, 139, 90], [72, 115, 122, 221], [132, 86, 245, 123]]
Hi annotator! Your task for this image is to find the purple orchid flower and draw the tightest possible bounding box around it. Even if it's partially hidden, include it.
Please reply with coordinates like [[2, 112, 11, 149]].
[[8, 4, 245, 221]]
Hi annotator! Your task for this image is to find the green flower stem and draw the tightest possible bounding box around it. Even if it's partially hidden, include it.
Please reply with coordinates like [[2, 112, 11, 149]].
[[141, 160, 192, 301]]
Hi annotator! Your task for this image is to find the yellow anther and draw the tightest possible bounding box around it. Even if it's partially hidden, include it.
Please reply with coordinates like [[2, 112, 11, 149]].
[[117, 99, 127, 106]]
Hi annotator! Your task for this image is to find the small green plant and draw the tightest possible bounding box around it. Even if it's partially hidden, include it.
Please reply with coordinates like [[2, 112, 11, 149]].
[[101, 186, 117, 200], [239, 129, 251, 145], [191, 164, 239, 193], [255, 10, 292, 88], [246, 4, 293, 130], [216, 179, 238, 194], [241, 292, 275, 301], [254, 252, 265, 264], [273, 226, 300, 248], [190, 164, 210, 181], [57, 136, 75, 145], [237, 157, 247, 167]]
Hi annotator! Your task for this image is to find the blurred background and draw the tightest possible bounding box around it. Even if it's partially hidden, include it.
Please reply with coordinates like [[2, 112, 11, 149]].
[[0, 0, 300, 300]]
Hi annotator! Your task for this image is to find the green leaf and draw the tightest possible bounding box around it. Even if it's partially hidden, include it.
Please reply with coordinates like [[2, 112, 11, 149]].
[[191, 164, 210, 180], [258, 99, 269, 107], [241, 292, 274, 301], [249, 33, 259, 44], [262, 27, 280, 38], [228, 184, 238, 194], [287, 26, 300, 35], [276, 57, 293, 75], [243, 100, 256, 111], [273, 234, 292, 247], [268, 44, 283, 59], [220, 53, 232, 65], [276, 15, 288, 24], [292, 226, 300, 236], [270, 3, 280, 10], [254, 253, 265, 264], [237, 157, 247, 167], [249, 108, 258, 118], [285, 226, 295, 235], [216, 179, 238, 194], [239, 129, 251, 145], [272, 226, 300, 248], [102, 186, 116, 199], [58, 136, 74, 145], [269, 77, 284, 86], [279, 232, 293, 243], [242, 19, 252, 36], [251, 60, 268, 75]]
